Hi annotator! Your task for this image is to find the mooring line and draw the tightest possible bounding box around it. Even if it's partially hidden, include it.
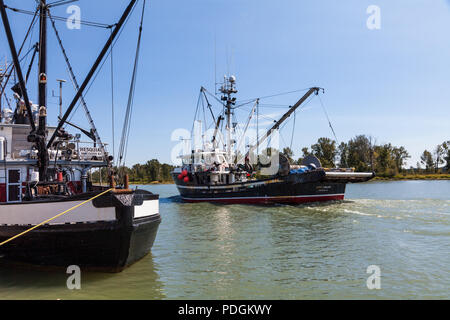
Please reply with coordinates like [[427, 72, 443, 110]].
[[0, 188, 114, 247]]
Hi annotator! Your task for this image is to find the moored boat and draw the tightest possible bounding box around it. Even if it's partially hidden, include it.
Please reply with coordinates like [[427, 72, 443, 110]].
[[0, 189, 160, 272], [0, 0, 160, 272]]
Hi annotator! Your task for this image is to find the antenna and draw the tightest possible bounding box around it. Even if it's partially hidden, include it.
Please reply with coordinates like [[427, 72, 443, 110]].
[[214, 35, 217, 95], [226, 45, 230, 77], [231, 46, 235, 78], [55, 79, 66, 119]]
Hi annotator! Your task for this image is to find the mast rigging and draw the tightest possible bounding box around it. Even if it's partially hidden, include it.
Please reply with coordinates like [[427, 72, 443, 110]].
[[47, 0, 139, 149], [246, 87, 323, 158], [117, 0, 146, 172], [0, 0, 37, 132], [48, 10, 108, 161]]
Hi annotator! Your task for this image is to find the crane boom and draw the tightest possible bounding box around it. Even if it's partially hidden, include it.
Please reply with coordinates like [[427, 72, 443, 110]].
[[211, 115, 224, 149], [247, 87, 321, 157]]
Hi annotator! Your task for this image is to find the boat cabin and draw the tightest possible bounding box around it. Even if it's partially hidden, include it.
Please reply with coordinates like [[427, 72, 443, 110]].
[[0, 121, 107, 203]]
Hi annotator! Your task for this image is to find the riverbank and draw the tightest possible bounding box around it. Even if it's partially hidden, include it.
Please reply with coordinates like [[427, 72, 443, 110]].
[[129, 181, 174, 185], [373, 174, 450, 181], [93, 174, 450, 186], [133, 174, 450, 183], [92, 180, 174, 186]]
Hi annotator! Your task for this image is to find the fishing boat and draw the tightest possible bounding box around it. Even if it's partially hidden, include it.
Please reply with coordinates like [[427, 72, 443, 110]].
[[0, 0, 160, 272], [172, 75, 374, 204]]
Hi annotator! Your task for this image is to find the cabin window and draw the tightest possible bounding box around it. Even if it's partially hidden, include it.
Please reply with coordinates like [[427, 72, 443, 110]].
[[7, 169, 21, 202]]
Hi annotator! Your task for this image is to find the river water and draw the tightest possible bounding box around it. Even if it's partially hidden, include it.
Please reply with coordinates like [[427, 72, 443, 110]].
[[0, 181, 448, 299]]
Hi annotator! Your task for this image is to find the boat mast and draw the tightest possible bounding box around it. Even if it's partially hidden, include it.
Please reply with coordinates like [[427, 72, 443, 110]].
[[37, 0, 49, 181], [0, 0, 37, 133], [0, 60, 3, 116], [219, 75, 237, 161]]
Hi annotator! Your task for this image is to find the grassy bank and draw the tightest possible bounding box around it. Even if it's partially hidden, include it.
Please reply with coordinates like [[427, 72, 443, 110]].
[[94, 174, 450, 185], [129, 180, 174, 185], [373, 174, 450, 181], [92, 180, 174, 186], [134, 174, 450, 183]]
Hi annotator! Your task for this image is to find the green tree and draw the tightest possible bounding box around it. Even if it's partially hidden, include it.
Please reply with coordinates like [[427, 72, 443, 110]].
[[310, 137, 337, 168], [130, 163, 145, 182], [373, 144, 397, 176], [442, 141, 450, 172], [392, 146, 410, 173], [338, 142, 348, 168], [160, 163, 174, 181], [296, 147, 310, 165], [145, 159, 161, 181], [434, 144, 445, 173], [347, 135, 373, 172], [420, 150, 434, 172], [282, 147, 294, 164]]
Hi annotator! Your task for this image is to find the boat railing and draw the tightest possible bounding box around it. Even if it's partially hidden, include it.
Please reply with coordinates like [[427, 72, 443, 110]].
[[48, 140, 108, 163]]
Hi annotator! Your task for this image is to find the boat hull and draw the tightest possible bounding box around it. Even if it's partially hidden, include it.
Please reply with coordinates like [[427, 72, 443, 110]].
[[0, 190, 161, 272], [181, 193, 344, 204], [173, 170, 347, 204]]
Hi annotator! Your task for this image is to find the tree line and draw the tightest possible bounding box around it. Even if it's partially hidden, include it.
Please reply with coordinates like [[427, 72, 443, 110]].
[[282, 135, 450, 176], [92, 159, 175, 184], [91, 135, 450, 183]]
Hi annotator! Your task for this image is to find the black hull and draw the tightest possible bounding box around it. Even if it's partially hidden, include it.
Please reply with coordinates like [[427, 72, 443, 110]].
[[173, 170, 347, 204], [0, 190, 161, 272]]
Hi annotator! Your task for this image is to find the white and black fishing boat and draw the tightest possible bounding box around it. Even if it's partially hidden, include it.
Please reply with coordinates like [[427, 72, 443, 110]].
[[0, 0, 160, 272], [172, 76, 374, 204]]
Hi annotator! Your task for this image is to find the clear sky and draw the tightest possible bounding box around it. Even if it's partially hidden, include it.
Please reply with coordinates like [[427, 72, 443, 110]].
[[1, 0, 449, 168]]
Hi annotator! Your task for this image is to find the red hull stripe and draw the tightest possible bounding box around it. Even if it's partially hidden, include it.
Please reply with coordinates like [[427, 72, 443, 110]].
[[182, 194, 345, 204]]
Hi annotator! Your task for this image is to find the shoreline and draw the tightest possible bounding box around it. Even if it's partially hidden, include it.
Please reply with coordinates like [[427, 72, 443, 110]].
[[93, 175, 450, 186], [129, 181, 174, 185], [372, 174, 450, 181]]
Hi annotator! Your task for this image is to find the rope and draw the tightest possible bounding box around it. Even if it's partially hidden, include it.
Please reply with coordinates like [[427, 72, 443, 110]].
[[48, 10, 108, 162], [318, 95, 347, 167], [318, 95, 339, 144], [201, 88, 216, 123], [0, 6, 38, 100], [202, 87, 226, 108], [235, 88, 310, 106], [289, 109, 296, 151], [63, 3, 139, 126], [5, 5, 113, 29], [117, 0, 146, 175], [110, 29, 115, 164], [191, 90, 202, 139], [0, 188, 113, 248]]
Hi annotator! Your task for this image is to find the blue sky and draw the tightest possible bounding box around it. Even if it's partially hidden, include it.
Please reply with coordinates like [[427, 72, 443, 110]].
[[1, 0, 450, 167]]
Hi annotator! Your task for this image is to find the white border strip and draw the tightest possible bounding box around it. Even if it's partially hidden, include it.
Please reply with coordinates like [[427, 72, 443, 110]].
[[134, 199, 159, 218]]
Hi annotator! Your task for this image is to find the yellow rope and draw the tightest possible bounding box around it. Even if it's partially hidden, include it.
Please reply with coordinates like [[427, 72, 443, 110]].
[[0, 188, 113, 247]]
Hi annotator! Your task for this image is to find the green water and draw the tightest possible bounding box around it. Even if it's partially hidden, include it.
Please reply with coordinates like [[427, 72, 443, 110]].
[[0, 181, 449, 299]]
